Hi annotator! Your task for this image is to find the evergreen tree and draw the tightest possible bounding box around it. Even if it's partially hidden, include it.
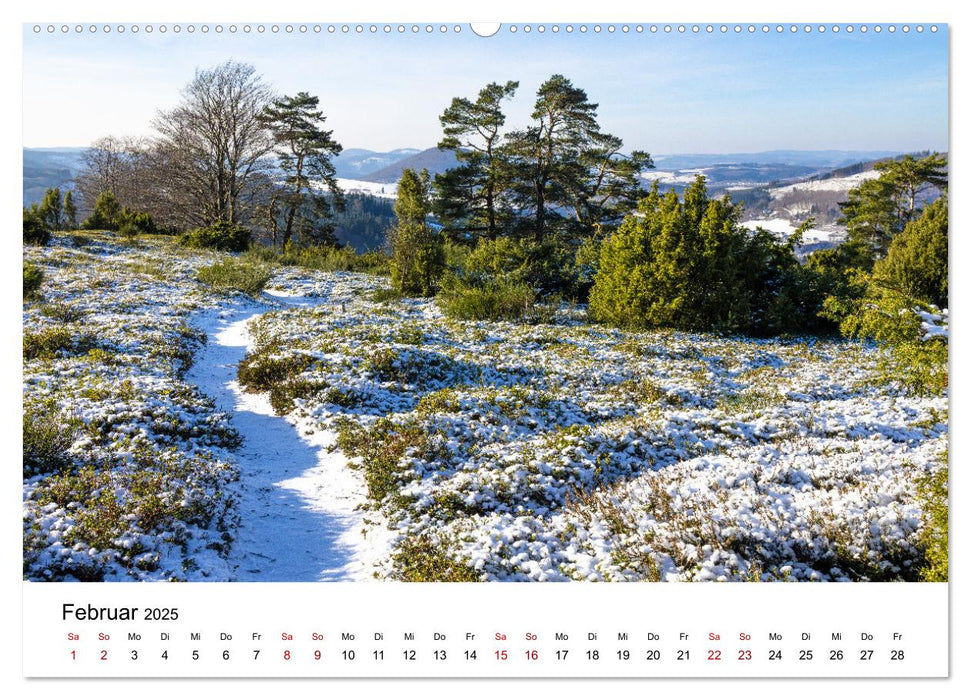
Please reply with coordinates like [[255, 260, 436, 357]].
[[827, 197, 949, 396], [23, 207, 50, 246], [872, 196, 948, 308], [840, 152, 948, 259], [62, 191, 78, 231], [260, 92, 345, 247], [82, 191, 123, 231], [434, 81, 518, 243], [505, 75, 599, 242], [878, 152, 948, 216], [589, 176, 811, 334], [504, 75, 648, 242], [37, 188, 63, 231], [395, 168, 432, 226], [567, 132, 652, 232], [389, 169, 444, 296]]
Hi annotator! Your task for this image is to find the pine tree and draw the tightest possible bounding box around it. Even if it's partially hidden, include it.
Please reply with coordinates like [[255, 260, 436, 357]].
[[434, 81, 518, 243], [62, 191, 78, 230], [878, 152, 948, 217], [840, 152, 948, 259], [389, 169, 444, 296], [260, 92, 345, 247], [567, 132, 652, 232], [838, 177, 901, 259], [505, 75, 648, 242], [37, 188, 63, 231], [505, 75, 598, 242]]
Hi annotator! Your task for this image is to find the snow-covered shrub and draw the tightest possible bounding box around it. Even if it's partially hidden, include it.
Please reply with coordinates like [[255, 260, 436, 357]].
[[834, 289, 947, 396], [336, 417, 443, 506]]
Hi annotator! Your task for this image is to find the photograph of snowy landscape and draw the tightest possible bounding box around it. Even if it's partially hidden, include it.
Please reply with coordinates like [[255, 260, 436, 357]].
[[22, 25, 948, 583]]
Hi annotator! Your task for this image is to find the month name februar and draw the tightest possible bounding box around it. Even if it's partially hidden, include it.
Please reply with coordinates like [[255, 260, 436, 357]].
[[62, 603, 138, 621]]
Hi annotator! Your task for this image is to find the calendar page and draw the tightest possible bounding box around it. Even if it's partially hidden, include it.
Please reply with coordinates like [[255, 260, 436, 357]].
[[18, 2, 954, 692]]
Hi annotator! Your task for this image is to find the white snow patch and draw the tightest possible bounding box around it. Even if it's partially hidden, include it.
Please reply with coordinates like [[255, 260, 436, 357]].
[[187, 303, 390, 581], [740, 218, 847, 251], [771, 170, 880, 196], [335, 178, 398, 199]]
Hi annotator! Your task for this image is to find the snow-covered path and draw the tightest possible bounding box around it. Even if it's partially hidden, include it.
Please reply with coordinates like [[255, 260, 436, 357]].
[[187, 296, 377, 581]]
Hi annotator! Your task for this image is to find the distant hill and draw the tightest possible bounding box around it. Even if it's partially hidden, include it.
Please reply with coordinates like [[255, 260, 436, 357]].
[[642, 162, 821, 194], [332, 148, 420, 179], [362, 147, 459, 184], [734, 150, 947, 226], [23, 147, 86, 205], [653, 150, 902, 170]]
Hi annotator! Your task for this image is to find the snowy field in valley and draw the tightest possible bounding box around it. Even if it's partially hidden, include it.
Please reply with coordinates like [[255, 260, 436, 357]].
[[769, 170, 880, 196], [739, 218, 847, 255], [334, 178, 398, 199], [23, 234, 946, 582]]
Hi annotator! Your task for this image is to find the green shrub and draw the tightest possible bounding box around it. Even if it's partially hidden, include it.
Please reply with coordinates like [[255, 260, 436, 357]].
[[460, 236, 531, 284], [393, 323, 425, 345], [363, 348, 403, 381], [803, 238, 873, 327], [237, 349, 315, 393], [23, 208, 51, 246], [589, 178, 817, 335], [122, 210, 157, 236], [196, 258, 274, 296], [335, 417, 432, 505], [267, 379, 328, 416], [323, 386, 362, 408], [442, 239, 471, 270], [369, 286, 401, 303], [918, 453, 948, 582], [362, 347, 462, 385], [435, 237, 557, 322], [243, 244, 390, 275], [23, 399, 79, 477], [392, 533, 481, 582], [79, 191, 157, 235], [38, 303, 87, 323], [438, 276, 545, 322], [182, 222, 252, 252], [81, 191, 123, 231], [389, 221, 446, 296], [830, 288, 947, 395], [23, 327, 94, 360], [416, 388, 462, 415], [23, 263, 44, 299], [118, 222, 140, 240]]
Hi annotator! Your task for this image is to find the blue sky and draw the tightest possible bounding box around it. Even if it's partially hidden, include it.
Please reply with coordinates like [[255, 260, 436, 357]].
[[22, 24, 948, 154]]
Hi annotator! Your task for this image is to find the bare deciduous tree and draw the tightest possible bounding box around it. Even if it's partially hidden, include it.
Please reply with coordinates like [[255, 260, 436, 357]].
[[74, 136, 125, 212], [153, 60, 275, 228]]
